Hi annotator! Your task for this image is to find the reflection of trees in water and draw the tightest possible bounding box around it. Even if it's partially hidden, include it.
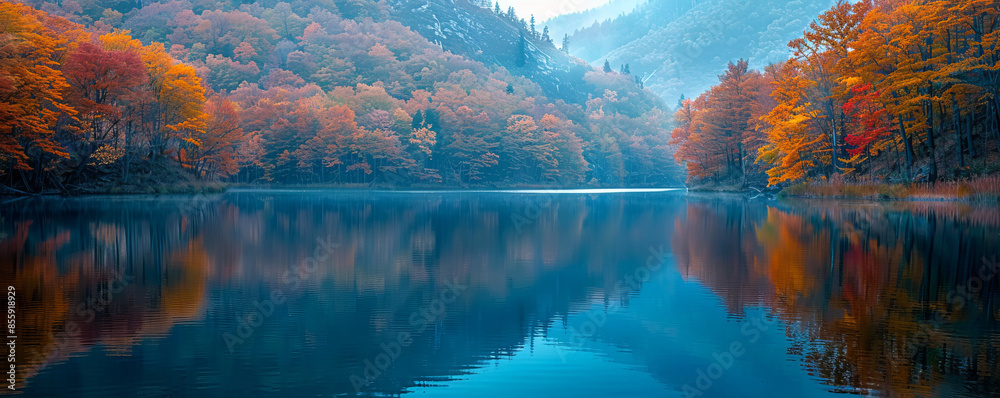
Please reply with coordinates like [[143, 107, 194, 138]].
[[0, 197, 215, 388], [3, 192, 687, 396], [203, 192, 685, 395], [15, 192, 996, 396], [672, 198, 1000, 397]]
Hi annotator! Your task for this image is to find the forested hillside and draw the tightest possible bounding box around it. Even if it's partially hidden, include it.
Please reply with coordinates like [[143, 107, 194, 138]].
[[390, 0, 601, 105], [542, 0, 646, 41], [0, 0, 682, 194], [566, 0, 834, 102], [670, 0, 1000, 191]]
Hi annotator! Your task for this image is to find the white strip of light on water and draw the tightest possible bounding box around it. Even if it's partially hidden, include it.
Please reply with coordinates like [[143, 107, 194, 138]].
[[226, 188, 687, 194], [390, 188, 686, 194]]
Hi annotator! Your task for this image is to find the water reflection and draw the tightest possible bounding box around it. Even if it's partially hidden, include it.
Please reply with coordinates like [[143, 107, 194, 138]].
[[673, 196, 1000, 397], [1, 191, 998, 397]]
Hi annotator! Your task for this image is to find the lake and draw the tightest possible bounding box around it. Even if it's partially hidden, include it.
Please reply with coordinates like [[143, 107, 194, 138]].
[[3, 190, 1000, 397]]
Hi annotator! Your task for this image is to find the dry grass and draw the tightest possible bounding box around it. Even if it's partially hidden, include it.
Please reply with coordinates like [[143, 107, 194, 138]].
[[782, 175, 1000, 203]]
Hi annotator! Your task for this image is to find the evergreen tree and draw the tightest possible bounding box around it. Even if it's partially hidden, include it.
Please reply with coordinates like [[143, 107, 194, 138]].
[[562, 34, 569, 53], [423, 108, 438, 129], [603, 60, 612, 73], [529, 15, 536, 37], [494, 2, 500, 13], [541, 26, 551, 44], [412, 110, 424, 129], [623, 63, 630, 75], [516, 31, 527, 67]]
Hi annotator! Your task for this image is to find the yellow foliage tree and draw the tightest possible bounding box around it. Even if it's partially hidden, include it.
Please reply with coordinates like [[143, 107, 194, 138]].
[[757, 62, 830, 186]]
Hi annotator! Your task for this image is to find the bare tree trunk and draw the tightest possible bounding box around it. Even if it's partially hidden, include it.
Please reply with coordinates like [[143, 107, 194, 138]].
[[952, 96, 964, 170], [967, 109, 977, 159], [898, 115, 915, 181], [18, 169, 33, 193], [890, 131, 902, 180], [992, 95, 1000, 154], [925, 94, 938, 183], [828, 99, 839, 177]]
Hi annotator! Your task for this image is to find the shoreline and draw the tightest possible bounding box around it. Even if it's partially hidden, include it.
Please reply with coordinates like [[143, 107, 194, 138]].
[[778, 176, 1000, 204], [778, 193, 1000, 203], [6, 180, 998, 204], [0, 183, 689, 199], [686, 176, 1000, 204]]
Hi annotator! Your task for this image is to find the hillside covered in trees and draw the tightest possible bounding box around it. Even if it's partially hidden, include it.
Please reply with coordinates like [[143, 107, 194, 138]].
[[564, 0, 835, 102], [0, 0, 681, 194], [670, 0, 1000, 192], [541, 0, 646, 41]]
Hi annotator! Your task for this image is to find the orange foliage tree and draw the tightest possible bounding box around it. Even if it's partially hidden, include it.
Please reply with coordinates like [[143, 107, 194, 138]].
[[0, 3, 77, 178]]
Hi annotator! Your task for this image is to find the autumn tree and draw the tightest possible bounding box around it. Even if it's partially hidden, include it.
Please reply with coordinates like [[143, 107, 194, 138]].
[[501, 115, 558, 183], [841, 83, 892, 178], [757, 61, 830, 186], [185, 94, 243, 179], [672, 60, 764, 185], [540, 114, 588, 184], [63, 41, 148, 174], [3, 1, 680, 191], [790, 0, 869, 177], [157, 63, 207, 161], [0, 3, 77, 188]]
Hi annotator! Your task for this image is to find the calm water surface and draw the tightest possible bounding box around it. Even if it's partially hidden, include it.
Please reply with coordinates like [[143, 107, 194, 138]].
[[3, 190, 1000, 397]]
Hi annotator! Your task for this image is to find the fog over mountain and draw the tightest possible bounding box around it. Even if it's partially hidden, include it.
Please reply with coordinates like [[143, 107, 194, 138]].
[[560, 0, 836, 103], [542, 0, 648, 41]]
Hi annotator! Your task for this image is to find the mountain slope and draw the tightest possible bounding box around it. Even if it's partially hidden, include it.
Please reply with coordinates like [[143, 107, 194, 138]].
[[542, 0, 648, 41], [569, 0, 835, 103], [561, 0, 698, 64], [6, 0, 685, 192], [390, 0, 600, 105]]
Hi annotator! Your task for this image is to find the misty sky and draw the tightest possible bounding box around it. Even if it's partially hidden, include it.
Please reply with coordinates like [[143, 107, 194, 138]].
[[500, 0, 610, 22]]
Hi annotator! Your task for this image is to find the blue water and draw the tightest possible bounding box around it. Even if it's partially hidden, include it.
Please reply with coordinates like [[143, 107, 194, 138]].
[[4, 190, 999, 397]]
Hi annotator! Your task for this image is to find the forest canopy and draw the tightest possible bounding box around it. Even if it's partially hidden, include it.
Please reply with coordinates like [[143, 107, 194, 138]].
[[671, 0, 1000, 188], [0, 0, 682, 193]]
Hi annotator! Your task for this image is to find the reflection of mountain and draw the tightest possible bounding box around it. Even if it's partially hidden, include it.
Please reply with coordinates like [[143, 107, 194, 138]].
[[671, 197, 1000, 397]]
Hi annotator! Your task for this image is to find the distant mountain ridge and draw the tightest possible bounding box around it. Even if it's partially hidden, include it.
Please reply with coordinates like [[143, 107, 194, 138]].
[[541, 0, 648, 41], [566, 0, 835, 104]]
